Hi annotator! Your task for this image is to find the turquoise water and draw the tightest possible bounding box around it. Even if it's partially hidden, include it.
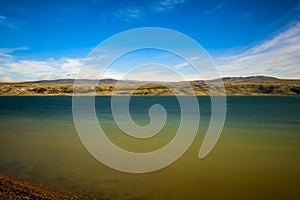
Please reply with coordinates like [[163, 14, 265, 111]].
[[0, 96, 299, 199]]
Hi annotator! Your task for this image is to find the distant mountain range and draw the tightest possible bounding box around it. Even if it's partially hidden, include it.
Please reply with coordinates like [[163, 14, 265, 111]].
[[19, 76, 298, 84], [24, 78, 119, 84], [216, 76, 281, 82], [1, 76, 299, 96]]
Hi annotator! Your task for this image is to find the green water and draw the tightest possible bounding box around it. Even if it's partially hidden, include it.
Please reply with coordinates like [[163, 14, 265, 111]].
[[0, 96, 299, 199]]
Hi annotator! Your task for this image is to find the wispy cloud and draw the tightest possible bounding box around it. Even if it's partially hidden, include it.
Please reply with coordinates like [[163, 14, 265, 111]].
[[204, 1, 227, 15], [174, 62, 189, 69], [173, 56, 200, 69], [90, 0, 106, 2], [0, 15, 19, 29], [151, 0, 186, 13], [114, 7, 143, 22], [216, 21, 300, 78], [0, 47, 28, 59], [240, 12, 253, 19], [1, 21, 300, 82], [114, 0, 187, 21]]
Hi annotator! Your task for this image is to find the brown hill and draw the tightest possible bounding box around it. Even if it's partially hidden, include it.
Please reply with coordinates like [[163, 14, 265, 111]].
[[0, 76, 299, 96]]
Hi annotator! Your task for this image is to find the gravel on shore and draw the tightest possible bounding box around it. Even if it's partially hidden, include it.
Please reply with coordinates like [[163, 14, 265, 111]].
[[0, 174, 79, 200]]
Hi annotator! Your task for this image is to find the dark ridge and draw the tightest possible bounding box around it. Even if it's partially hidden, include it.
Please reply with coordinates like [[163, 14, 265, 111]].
[[2, 76, 299, 84], [200, 76, 281, 83], [21, 78, 119, 84], [221, 76, 280, 82]]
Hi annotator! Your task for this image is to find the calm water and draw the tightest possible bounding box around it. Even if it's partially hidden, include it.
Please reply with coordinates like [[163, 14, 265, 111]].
[[0, 96, 299, 199]]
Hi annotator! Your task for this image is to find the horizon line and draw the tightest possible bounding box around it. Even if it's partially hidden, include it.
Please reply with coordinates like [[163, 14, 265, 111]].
[[1, 75, 300, 84]]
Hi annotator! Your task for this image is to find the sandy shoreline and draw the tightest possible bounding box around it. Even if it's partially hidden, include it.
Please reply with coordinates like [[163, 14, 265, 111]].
[[0, 174, 78, 200]]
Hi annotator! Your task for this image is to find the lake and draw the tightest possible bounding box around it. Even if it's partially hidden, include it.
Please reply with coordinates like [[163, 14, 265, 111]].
[[0, 96, 299, 199]]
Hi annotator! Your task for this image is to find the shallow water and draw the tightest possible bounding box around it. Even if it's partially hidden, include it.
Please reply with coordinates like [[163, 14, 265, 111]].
[[0, 96, 299, 199]]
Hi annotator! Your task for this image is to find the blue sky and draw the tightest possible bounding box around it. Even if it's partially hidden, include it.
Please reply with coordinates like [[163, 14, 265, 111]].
[[0, 0, 300, 81]]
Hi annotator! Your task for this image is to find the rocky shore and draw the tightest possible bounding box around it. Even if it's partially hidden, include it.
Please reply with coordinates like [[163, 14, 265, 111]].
[[0, 175, 78, 200]]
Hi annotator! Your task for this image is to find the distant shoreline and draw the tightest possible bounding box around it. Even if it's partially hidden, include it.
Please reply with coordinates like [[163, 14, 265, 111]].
[[0, 76, 299, 96]]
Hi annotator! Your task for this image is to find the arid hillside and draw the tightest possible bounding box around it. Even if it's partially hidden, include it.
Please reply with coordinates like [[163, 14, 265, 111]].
[[0, 76, 299, 96]]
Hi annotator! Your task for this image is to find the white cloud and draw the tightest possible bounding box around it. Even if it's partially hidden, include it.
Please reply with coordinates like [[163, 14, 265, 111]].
[[114, 0, 187, 21], [188, 56, 200, 61], [174, 62, 189, 69], [0, 76, 16, 83], [204, 1, 227, 15], [173, 57, 200, 69], [0, 53, 126, 81], [0, 55, 84, 81], [216, 22, 300, 79], [61, 58, 82, 70], [2, 22, 300, 82], [116, 64, 197, 82], [38, 75, 51, 80], [0, 47, 28, 59], [114, 7, 143, 21], [0, 15, 19, 29], [152, 0, 186, 13]]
